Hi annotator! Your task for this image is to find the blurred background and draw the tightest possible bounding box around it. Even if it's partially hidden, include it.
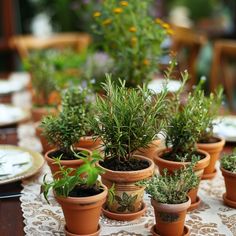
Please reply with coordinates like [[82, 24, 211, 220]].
[[1, 0, 236, 109]]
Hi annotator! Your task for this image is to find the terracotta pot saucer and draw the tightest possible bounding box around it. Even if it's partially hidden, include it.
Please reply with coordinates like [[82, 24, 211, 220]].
[[202, 168, 217, 180], [187, 196, 201, 211], [64, 224, 101, 236], [150, 224, 190, 236], [102, 202, 146, 221], [223, 193, 236, 208]]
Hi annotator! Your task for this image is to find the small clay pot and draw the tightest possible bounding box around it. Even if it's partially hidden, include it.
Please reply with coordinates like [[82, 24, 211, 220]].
[[221, 167, 236, 208], [31, 106, 58, 122], [97, 155, 154, 219], [45, 147, 92, 179], [151, 197, 191, 236], [75, 136, 102, 151], [64, 224, 101, 236], [150, 225, 190, 236], [197, 137, 225, 179], [135, 139, 163, 160], [55, 184, 107, 235], [154, 148, 210, 210]]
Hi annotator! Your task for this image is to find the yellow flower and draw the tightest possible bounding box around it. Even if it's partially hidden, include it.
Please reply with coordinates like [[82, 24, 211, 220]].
[[167, 29, 174, 35], [129, 26, 137, 33], [155, 18, 163, 25], [162, 23, 170, 29], [102, 19, 112, 26], [143, 59, 150, 66], [120, 1, 128, 6], [130, 36, 137, 47], [113, 8, 123, 14], [93, 11, 101, 18]]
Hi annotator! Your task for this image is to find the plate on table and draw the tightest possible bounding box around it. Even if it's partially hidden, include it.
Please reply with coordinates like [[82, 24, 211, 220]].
[[0, 72, 30, 95], [213, 116, 236, 142], [0, 104, 30, 127], [0, 145, 44, 184], [148, 79, 182, 93]]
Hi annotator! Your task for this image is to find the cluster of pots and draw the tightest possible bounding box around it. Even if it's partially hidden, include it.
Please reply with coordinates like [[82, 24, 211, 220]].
[[36, 134, 236, 236]]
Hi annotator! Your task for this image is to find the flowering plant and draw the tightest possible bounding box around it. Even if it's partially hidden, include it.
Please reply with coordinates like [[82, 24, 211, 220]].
[[93, 0, 171, 87]]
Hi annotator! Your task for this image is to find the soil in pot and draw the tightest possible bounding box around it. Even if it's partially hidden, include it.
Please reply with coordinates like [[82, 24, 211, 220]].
[[197, 137, 225, 179], [154, 148, 210, 211], [98, 155, 154, 220], [55, 184, 107, 235]]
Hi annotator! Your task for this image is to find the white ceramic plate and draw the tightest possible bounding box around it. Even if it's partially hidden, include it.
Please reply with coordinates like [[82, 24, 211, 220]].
[[0, 104, 30, 127], [213, 116, 236, 142], [0, 72, 30, 95], [148, 79, 182, 93], [0, 145, 44, 184]]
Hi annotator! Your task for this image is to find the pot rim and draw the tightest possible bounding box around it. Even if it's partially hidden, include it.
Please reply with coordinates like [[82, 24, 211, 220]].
[[220, 167, 236, 177], [197, 136, 225, 149], [151, 196, 191, 213], [45, 147, 92, 165]]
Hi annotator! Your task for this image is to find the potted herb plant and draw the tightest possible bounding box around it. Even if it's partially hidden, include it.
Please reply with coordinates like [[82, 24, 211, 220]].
[[42, 151, 107, 236], [197, 86, 225, 179], [138, 163, 199, 236], [220, 149, 236, 208], [40, 90, 92, 178], [89, 75, 167, 220], [154, 71, 210, 211], [24, 51, 59, 122], [93, 0, 169, 87]]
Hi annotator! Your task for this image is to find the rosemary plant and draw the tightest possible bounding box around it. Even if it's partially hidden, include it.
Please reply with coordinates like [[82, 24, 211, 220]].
[[221, 148, 236, 173]]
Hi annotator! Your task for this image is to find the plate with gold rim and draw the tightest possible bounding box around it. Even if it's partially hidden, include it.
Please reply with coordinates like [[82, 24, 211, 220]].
[[0, 145, 45, 185]]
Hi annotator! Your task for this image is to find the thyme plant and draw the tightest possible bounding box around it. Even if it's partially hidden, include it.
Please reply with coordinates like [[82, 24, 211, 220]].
[[221, 148, 236, 173], [138, 163, 200, 204], [41, 151, 104, 203], [89, 75, 167, 162]]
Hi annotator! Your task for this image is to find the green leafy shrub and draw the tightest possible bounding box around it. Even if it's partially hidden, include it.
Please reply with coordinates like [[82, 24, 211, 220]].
[[89, 74, 167, 162], [41, 151, 104, 203], [92, 0, 169, 87], [221, 149, 236, 173], [138, 162, 200, 204]]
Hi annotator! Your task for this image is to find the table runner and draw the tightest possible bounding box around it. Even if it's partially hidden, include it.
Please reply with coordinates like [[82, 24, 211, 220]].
[[18, 123, 236, 236]]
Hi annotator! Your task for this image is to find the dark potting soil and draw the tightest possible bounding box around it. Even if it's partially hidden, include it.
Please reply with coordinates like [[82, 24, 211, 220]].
[[100, 158, 149, 171], [162, 151, 206, 162], [198, 136, 221, 144], [48, 150, 85, 160], [68, 185, 102, 197]]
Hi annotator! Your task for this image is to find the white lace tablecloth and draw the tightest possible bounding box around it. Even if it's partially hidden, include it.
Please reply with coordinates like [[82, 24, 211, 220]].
[[17, 124, 236, 236]]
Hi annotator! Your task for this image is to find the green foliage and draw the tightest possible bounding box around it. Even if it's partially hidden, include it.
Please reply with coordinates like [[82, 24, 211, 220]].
[[138, 162, 200, 204], [41, 86, 92, 154], [92, 0, 168, 87], [41, 150, 104, 203], [221, 148, 236, 173], [89, 74, 167, 162], [115, 192, 138, 212], [165, 76, 214, 159]]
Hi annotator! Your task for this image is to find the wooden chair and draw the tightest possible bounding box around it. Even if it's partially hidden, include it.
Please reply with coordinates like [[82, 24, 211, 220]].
[[10, 32, 91, 59], [171, 25, 208, 87], [210, 40, 236, 110]]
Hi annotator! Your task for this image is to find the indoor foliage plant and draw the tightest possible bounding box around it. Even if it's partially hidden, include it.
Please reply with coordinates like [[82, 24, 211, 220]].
[[89, 75, 167, 220], [92, 0, 169, 87], [42, 151, 107, 236], [220, 149, 236, 208], [154, 71, 210, 211], [197, 85, 225, 179], [138, 163, 200, 236], [40, 87, 93, 178]]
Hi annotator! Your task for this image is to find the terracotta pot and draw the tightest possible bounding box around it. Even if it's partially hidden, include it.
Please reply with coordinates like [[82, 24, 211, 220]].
[[221, 167, 236, 208], [135, 139, 163, 160], [154, 148, 210, 210], [197, 137, 225, 179], [75, 136, 102, 151], [151, 197, 191, 236], [65, 224, 101, 236], [55, 184, 107, 235], [0, 126, 18, 145], [98, 155, 154, 220], [45, 147, 92, 178], [31, 106, 58, 122], [35, 124, 54, 154]]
